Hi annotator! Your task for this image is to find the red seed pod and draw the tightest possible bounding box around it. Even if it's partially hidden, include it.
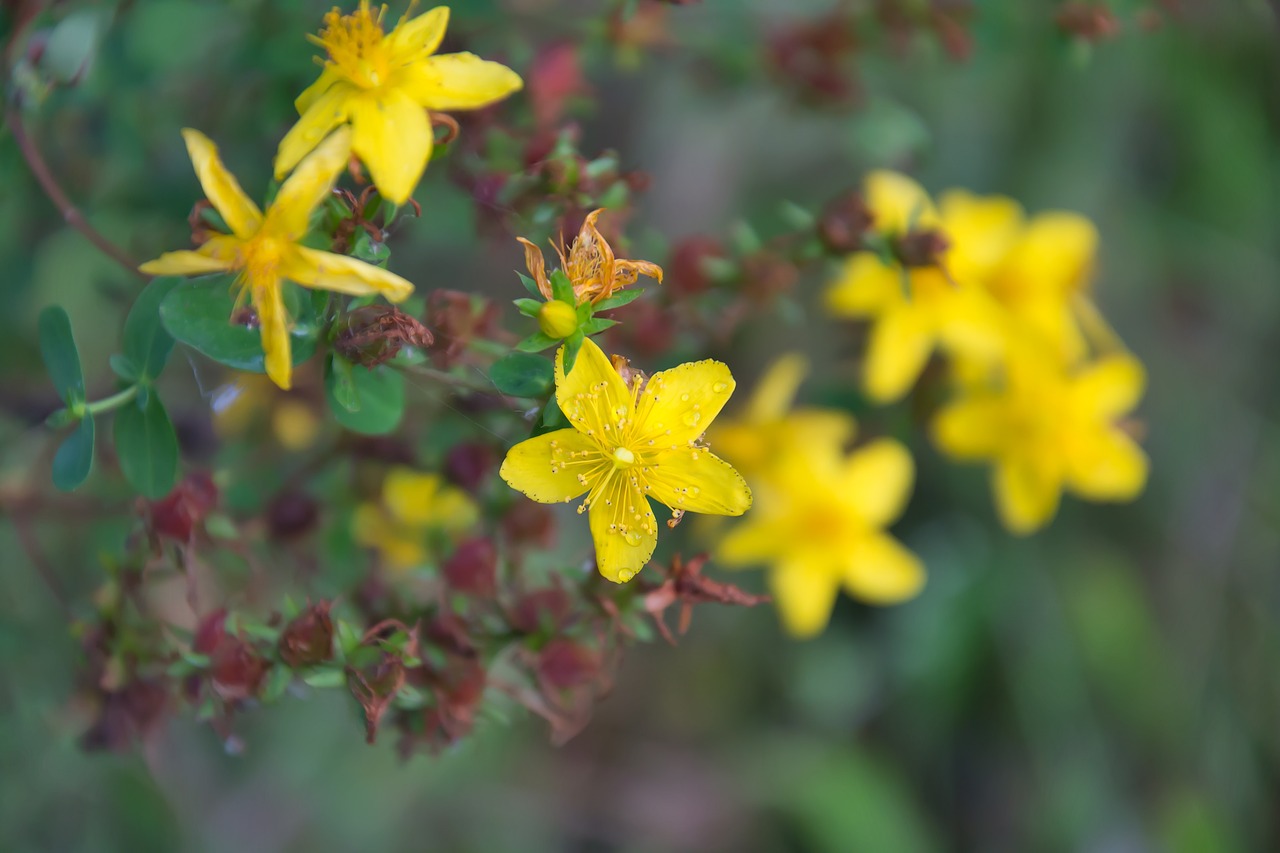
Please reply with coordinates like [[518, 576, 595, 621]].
[[668, 236, 726, 297], [278, 602, 335, 668], [443, 537, 498, 597], [192, 608, 227, 656], [502, 497, 556, 549], [893, 228, 952, 268], [509, 586, 573, 635], [209, 638, 269, 703], [537, 639, 600, 691], [1056, 3, 1121, 40], [817, 192, 874, 255], [347, 653, 405, 744], [267, 490, 319, 541], [444, 441, 497, 492], [148, 471, 218, 542]]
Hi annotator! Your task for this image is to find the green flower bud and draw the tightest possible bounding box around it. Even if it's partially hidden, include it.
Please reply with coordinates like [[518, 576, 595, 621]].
[[537, 300, 579, 339]]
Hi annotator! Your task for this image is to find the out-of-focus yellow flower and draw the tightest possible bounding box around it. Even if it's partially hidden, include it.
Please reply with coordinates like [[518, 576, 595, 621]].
[[864, 170, 939, 236], [140, 127, 414, 390], [211, 376, 322, 451], [825, 253, 1005, 402], [276, 4, 522, 204], [936, 189, 1024, 286], [932, 342, 1148, 534], [710, 353, 855, 484], [715, 438, 924, 638], [499, 337, 751, 583], [517, 209, 663, 306], [986, 211, 1099, 364], [352, 468, 478, 570]]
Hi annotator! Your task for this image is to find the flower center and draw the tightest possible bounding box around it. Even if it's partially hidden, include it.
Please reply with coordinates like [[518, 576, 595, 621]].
[[611, 446, 636, 469], [314, 2, 393, 90], [240, 235, 286, 284]]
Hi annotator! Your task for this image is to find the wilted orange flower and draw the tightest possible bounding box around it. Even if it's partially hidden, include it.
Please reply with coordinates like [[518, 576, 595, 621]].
[[517, 209, 663, 306]]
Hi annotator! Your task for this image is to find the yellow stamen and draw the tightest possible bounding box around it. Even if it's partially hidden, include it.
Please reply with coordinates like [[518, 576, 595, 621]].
[[313, 2, 393, 89]]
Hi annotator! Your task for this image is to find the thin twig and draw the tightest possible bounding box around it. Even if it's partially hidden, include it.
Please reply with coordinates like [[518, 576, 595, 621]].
[[5, 106, 144, 279]]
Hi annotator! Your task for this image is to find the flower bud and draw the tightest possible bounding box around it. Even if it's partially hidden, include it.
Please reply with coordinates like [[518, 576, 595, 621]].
[[443, 538, 498, 597], [537, 300, 580, 339], [278, 602, 334, 667], [537, 639, 599, 690]]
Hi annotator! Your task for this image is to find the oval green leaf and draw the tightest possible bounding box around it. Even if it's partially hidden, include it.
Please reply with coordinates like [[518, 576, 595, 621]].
[[52, 414, 94, 491], [324, 356, 405, 435], [113, 393, 179, 499], [159, 275, 319, 373], [38, 305, 84, 407], [123, 276, 180, 381], [489, 351, 553, 398]]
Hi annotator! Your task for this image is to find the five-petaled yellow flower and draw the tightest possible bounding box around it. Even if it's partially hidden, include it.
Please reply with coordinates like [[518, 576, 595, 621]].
[[353, 467, 478, 570], [500, 337, 751, 583], [715, 438, 924, 639], [932, 341, 1148, 534], [276, 3, 523, 204], [517, 209, 664, 306], [140, 127, 414, 390]]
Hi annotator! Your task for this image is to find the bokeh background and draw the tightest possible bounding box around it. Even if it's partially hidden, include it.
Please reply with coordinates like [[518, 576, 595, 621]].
[[3, 0, 1280, 850]]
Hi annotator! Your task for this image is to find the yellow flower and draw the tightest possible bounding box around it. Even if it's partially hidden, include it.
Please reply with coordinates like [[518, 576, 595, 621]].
[[936, 189, 1024, 286], [825, 253, 1005, 402], [715, 438, 924, 638], [932, 341, 1148, 534], [352, 467, 478, 570], [499, 337, 751, 583], [710, 353, 855, 484], [275, 3, 523, 204], [140, 127, 414, 390], [517, 209, 663, 306], [864, 170, 939, 236]]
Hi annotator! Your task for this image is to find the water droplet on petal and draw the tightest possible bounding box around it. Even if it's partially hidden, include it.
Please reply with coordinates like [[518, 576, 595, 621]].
[[618, 568, 635, 582], [713, 382, 728, 393], [624, 530, 643, 546], [682, 411, 702, 427], [680, 393, 690, 402]]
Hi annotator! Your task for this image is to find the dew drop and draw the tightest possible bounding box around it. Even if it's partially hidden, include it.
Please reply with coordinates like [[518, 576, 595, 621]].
[[680, 393, 690, 402], [624, 530, 643, 546], [713, 382, 728, 393], [618, 568, 635, 582], [682, 411, 702, 427]]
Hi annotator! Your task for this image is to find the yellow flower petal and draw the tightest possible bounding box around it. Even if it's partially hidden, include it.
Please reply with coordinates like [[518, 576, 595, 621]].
[[499, 428, 596, 504], [937, 189, 1024, 284], [715, 516, 784, 565], [843, 534, 925, 605], [825, 253, 903, 318], [646, 448, 751, 517], [269, 127, 353, 240], [864, 303, 934, 403], [254, 279, 292, 390], [746, 353, 807, 422], [403, 53, 524, 110], [555, 337, 632, 431], [769, 557, 839, 639], [1066, 430, 1148, 501], [865, 170, 938, 235], [294, 64, 343, 115], [993, 456, 1063, 534], [281, 245, 414, 301], [840, 438, 914, 527], [180, 129, 263, 239], [383, 468, 442, 525], [932, 398, 1007, 460], [1072, 354, 1145, 419], [589, 475, 658, 583], [352, 503, 392, 547], [386, 5, 449, 58], [931, 280, 1007, 363], [636, 358, 735, 445], [139, 249, 233, 277], [994, 211, 1098, 300], [348, 89, 432, 205], [275, 84, 354, 180]]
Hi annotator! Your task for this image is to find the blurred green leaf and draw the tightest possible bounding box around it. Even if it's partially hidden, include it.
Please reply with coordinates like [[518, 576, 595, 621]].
[[38, 305, 84, 407], [580, 317, 618, 336], [513, 298, 543, 317], [42, 11, 104, 84], [592, 289, 644, 312], [123, 277, 180, 381], [113, 393, 178, 499], [518, 272, 542, 298], [549, 269, 574, 304], [515, 331, 558, 352], [489, 352, 553, 397], [109, 354, 139, 382], [324, 358, 405, 435], [159, 275, 318, 373], [52, 414, 94, 491], [327, 353, 359, 412]]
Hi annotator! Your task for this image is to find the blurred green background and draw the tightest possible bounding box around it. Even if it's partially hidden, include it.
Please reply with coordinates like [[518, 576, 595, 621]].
[[3, 1, 1280, 850]]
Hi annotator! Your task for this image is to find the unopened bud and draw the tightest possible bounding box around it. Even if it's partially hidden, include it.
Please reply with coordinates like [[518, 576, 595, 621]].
[[537, 300, 580, 339]]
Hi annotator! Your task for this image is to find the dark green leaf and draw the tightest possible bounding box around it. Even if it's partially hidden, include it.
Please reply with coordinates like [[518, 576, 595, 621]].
[[518, 272, 542, 298], [123, 276, 180, 380], [113, 393, 179, 499], [549, 269, 575, 303], [327, 353, 359, 412], [42, 11, 103, 84], [561, 331, 584, 373], [532, 398, 571, 437], [159, 275, 319, 373], [52, 414, 94, 491], [489, 352, 554, 398], [109, 354, 139, 382], [581, 317, 618, 336], [513, 298, 543, 317], [592, 289, 644, 312], [38, 306, 84, 407], [515, 332, 558, 352], [324, 357, 405, 435], [352, 230, 390, 266]]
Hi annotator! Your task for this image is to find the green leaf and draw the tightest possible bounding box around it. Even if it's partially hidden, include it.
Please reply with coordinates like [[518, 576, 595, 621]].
[[159, 275, 319, 373], [561, 331, 584, 373], [581, 317, 618, 336], [489, 352, 553, 398], [109, 354, 139, 383], [301, 668, 347, 689], [549, 269, 575, 304], [592, 289, 644, 312], [260, 665, 293, 703], [324, 356, 406, 435], [123, 276, 180, 381], [513, 298, 543, 317], [42, 10, 103, 84], [351, 230, 390, 266], [38, 306, 84, 407], [52, 414, 94, 491], [515, 332, 558, 353], [532, 397, 571, 437], [113, 393, 178, 499], [518, 272, 542, 298], [327, 353, 359, 412]]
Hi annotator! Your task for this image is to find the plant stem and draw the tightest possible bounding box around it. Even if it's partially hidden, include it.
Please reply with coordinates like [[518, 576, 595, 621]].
[[5, 107, 144, 279], [82, 385, 139, 417]]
